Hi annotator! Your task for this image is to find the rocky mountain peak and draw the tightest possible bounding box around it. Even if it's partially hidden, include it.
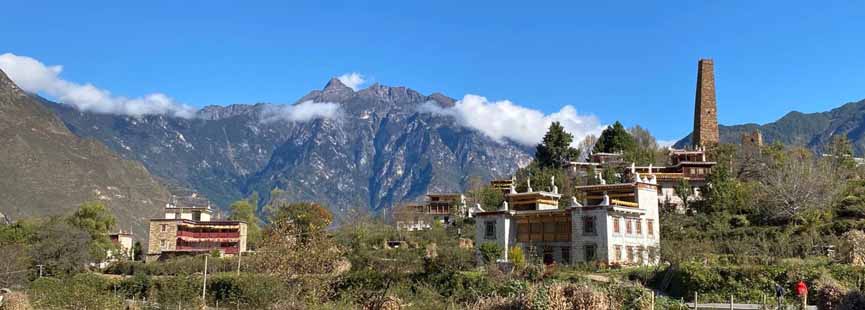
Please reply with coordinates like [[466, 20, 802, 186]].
[[357, 83, 425, 104], [196, 103, 264, 120], [428, 92, 456, 108], [324, 77, 351, 91], [0, 69, 25, 97]]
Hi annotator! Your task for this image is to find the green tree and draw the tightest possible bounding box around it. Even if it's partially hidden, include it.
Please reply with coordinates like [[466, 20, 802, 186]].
[[469, 186, 505, 212], [627, 125, 666, 165], [697, 144, 749, 215], [68, 201, 116, 240], [826, 135, 856, 171], [228, 199, 262, 248], [266, 189, 334, 242], [593, 121, 636, 155], [534, 121, 581, 169], [132, 241, 143, 261], [674, 179, 692, 210], [30, 219, 93, 275], [67, 201, 116, 261]]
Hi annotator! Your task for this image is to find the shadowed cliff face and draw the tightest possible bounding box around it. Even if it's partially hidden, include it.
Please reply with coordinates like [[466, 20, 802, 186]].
[[0, 69, 169, 237], [48, 78, 533, 214]]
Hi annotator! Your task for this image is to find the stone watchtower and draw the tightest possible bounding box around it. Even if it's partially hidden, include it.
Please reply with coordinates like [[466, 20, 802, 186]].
[[692, 59, 719, 148]]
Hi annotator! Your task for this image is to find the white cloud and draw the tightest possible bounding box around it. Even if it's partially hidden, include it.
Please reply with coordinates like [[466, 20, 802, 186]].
[[260, 100, 342, 123], [419, 94, 604, 147], [0, 53, 197, 118], [337, 72, 365, 91]]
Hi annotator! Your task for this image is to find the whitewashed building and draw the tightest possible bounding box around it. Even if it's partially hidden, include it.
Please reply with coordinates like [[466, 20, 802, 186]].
[[474, 175, 661, 265]]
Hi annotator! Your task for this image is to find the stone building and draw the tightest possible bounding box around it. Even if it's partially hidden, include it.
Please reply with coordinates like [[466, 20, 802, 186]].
[[473, 175, 661, 266], [108, 231, 134, 259], [741, 130, 763, 147], [394, 193, 475, 231], [625, 148, 716, 210], [146, 199, 247, 262], [693, 58, 719, 148]]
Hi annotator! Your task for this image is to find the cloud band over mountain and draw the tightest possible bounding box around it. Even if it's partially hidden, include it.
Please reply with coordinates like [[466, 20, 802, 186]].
[[1, 53, 604, 147], [0, 53, 198, 118], [0, 53, 353, 122], [420, 94, 604, 147], [260, 101, 342, 122]]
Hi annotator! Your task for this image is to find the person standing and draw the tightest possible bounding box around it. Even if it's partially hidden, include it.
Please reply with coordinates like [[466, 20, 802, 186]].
[[795, 280, 808, 309], [774, 282, 786, 310]]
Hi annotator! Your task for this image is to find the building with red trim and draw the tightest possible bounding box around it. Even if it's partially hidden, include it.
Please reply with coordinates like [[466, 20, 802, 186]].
[[146, 201, 247, 262]]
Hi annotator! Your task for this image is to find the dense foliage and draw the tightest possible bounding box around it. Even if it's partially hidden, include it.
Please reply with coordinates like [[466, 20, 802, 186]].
[[534, 121, 581, 169]]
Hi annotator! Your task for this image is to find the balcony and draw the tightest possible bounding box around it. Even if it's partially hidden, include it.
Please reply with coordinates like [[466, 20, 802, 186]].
[[176, 230, 240, 239], [174, 245, 240, 255]]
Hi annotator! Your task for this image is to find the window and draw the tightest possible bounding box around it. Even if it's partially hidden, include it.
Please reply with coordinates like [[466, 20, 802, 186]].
[[613, 216, 620, 233], [484, 221, 496, 239], [638, 246, 645, 263], [582, 216, 596, 235], [159, 239, 167, 250], [160, 224, 167, 232], [627, 246, 634, 262], [561, 247, 571, 264], [625, 218, 632, 234], [584, 244, 597, 262], [635, 219, 642, 235], [647, 219, 654, 236], [614, 245, 623, 262]]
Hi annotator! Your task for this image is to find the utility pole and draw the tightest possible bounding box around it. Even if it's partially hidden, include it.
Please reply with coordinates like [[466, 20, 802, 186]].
[[236, 252, 242, 276], [202, 255, 209, 301]]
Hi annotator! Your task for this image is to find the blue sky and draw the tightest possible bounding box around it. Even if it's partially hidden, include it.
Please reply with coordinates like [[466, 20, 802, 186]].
[[3, 1, 865, 142]]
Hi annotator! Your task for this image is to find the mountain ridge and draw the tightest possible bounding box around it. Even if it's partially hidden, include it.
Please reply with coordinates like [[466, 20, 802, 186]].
[[46, 78, 532, 213], [674, 98, 865, 154], [0, 69, 170, 237]]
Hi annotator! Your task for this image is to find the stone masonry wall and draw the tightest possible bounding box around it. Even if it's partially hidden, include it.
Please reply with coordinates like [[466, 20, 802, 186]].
[[693, 59, 719, 147]]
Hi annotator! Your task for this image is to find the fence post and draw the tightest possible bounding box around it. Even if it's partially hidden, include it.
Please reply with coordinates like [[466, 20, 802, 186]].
[[651, 291, 655, 309], [729, 295, 733, 310], [694, 292, 698, 310]]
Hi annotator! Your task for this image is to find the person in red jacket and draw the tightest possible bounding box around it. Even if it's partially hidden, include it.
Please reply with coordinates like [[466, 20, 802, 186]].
[[795, 280, 808, 309]]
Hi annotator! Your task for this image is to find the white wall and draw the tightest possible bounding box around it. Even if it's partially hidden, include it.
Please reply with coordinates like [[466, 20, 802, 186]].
[[474, 213, 513, 261]]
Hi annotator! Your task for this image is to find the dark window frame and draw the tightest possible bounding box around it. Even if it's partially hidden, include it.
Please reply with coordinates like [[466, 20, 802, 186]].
[[484, 221, 496, 239]]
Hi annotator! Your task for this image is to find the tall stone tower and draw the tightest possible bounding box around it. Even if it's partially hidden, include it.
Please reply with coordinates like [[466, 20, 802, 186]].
[[692, 59, 719, 148]]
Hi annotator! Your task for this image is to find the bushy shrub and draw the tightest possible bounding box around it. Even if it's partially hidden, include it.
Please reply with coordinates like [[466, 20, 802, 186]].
[[28, 273, 123, 309], [547, 282, 611, 310], [151, 275, 202, 308], [839, 290, 865, 310], [479, 242, 503, 264], [523, 263, 544, 282], [814, 274, 846, 310], [207, 273, 284, 308], [117, 273, 151, 299], [509, 246, 526, 271]]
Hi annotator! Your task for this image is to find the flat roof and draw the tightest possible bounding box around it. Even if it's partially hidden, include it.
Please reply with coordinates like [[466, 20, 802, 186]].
[[149, 219, 246, 225], [507, 191, 561, 198]]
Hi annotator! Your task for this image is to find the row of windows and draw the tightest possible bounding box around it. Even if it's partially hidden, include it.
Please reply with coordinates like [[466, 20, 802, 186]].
[[687, 167, 709, 176], [486, 216, 655, 240], [612, 217, 654, 236], [612, 245, 657, 263]]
